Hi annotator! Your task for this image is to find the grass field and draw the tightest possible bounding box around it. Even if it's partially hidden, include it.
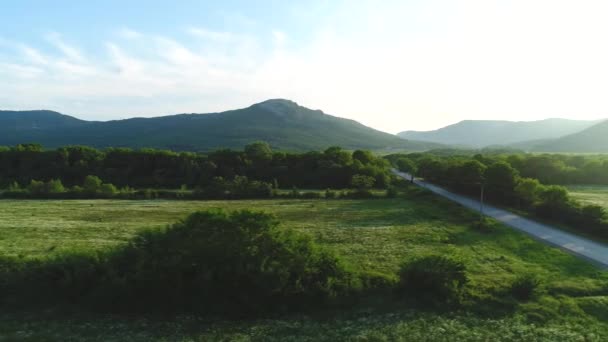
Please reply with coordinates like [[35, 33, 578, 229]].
[[1, 188, 607, 341], [568, 185, 608, 209]]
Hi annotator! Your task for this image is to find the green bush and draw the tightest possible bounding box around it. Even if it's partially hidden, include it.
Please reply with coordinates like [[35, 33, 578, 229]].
[[301, 191, 322, 199], [0, 210, 357, 315], [385, 187, 398, 198], [398, 255, 468, 302], [510, 274, 541, 301], [325, 189, 337, 199]]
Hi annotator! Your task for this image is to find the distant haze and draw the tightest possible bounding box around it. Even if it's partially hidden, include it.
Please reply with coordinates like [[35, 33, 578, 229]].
[[2, 1, 608, 133], [398, 119, 602, 148]]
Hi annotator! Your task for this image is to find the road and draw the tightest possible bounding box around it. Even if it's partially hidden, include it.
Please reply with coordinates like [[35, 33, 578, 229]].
[[393, 170, 608, 268]]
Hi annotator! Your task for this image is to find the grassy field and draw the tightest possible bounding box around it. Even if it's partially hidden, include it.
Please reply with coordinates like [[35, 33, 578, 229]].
[[0, 188, 607, 341], [568, 185, 608, 209]]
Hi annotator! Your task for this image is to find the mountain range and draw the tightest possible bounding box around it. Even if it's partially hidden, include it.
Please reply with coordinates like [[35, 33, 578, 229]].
[[528, 120, 608, 152], [398, 119, 602, 149], [0, 99, 441, 152]]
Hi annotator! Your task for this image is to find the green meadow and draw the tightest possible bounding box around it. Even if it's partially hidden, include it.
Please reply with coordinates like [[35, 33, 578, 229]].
[[568, 185, 608, 210], [1, 188, 607, 341]]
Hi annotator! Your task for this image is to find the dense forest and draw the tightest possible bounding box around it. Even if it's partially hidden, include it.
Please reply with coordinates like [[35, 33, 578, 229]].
[[389, 152, 608, 239], [0, 143, 392, 194]]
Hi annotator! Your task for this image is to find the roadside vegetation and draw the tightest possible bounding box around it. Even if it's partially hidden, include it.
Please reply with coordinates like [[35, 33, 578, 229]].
[[389, 152, 608, 240]]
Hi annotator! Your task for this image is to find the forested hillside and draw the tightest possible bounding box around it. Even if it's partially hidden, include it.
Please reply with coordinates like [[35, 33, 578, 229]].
[[0, 100, 441, 152], [531, 120, 608, 152]]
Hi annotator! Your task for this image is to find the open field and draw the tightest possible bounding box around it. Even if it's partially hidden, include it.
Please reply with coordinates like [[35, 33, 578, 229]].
[[568, 185, 608, 209], [1, 189, 607, 340]]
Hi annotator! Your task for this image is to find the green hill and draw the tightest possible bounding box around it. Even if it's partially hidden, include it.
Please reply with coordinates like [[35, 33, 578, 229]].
[[398, 118, 599, 148], [531, 120, 608, 152], [0, 99, 440, 152]]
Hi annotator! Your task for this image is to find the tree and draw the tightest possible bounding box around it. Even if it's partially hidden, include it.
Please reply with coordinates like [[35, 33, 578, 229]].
[[244, 141, 273, 162], [352, 150, 374, 164], [417, 158, 446, 182], [83, 175, 102, 194], [582, 205, 606, 225], [459, 160, 487, 186], [45, 179, 65, 194], [324, 146, 352, 166], [515, 178, 542, 208], [351, 174, 375, 191], [538, 185, 569, 208], [396, 158, 417, 182], [485, 162, 519, 203], [7, 181, 21, 192], [28, 180, 45, 195], [100, 183, 118, 196]]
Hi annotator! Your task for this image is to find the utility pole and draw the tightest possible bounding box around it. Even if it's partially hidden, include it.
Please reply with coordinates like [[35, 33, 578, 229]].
[[479, 182, 485, 223]]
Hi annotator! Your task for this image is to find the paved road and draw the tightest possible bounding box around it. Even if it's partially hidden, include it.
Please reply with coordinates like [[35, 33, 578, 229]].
[[393, 170, 608, 268]]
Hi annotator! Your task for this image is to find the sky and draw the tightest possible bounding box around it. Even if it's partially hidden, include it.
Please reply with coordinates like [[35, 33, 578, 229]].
[[2, 0, 608, 133]]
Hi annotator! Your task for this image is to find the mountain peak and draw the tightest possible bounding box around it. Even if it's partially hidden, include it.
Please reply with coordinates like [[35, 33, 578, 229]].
[[253, 99, 300, 114]]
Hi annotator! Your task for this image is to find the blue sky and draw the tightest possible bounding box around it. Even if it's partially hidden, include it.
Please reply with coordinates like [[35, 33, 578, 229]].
[[2, 0, 608, 132]]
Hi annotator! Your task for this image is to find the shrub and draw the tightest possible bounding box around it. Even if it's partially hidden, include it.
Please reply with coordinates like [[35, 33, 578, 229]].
[[301, 191, 322, 199], [45, 179, 65, 194], [100, 183, 118, 197], [385, 187, 398, 198], [398, 255, 468, 302], [351, 174, 375, 191], [7, 181, 21, 192], [510, 274, 541, 301], [83, 175, 103, 194], [28, 180, 45, 195], [0, 210, 357, 315], [325, 189, 337, 199], [104, 209, 353, 313]]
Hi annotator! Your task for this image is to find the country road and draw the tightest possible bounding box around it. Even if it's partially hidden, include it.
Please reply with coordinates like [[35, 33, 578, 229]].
[[393, 170, 608, 268]]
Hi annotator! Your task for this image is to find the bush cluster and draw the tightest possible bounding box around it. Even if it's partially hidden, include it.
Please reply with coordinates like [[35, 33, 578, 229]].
[[397, 255, 468, 303], [510, 274, 541, 301], [0, 210, 357, 314]]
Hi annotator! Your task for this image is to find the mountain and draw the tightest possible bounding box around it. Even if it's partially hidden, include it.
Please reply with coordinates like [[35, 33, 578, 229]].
[[529, 120, 608, 152], [0, 99, 441, 152], [0, 110, 87, 130], [398, 119, 600, 148]]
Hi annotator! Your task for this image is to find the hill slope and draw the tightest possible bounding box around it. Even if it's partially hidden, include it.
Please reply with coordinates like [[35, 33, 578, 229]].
[[531, 120, 608, 152], [0, 100, 440, 151], [398, 118, 599, 148]]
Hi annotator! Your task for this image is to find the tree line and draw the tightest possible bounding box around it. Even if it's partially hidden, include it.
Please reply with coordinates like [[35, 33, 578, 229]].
[[393, 151, 608, 185], [0, 143, 392, 195], [390, 153, 608, 240]]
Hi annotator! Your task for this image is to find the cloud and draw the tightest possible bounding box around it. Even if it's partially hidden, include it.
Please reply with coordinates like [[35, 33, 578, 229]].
[[18, 45, 49, 66], [0, 62, 43, 78], [45, 32, 86, 62], [272, 30, 287, 46], [3, 1, 608, 133]]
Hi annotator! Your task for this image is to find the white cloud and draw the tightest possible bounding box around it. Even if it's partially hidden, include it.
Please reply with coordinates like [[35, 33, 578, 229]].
[[272, 30, 287, 46], [3, 1, 608, 133], [45, 32, 86, 62], [20, 45, 49, 65]]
